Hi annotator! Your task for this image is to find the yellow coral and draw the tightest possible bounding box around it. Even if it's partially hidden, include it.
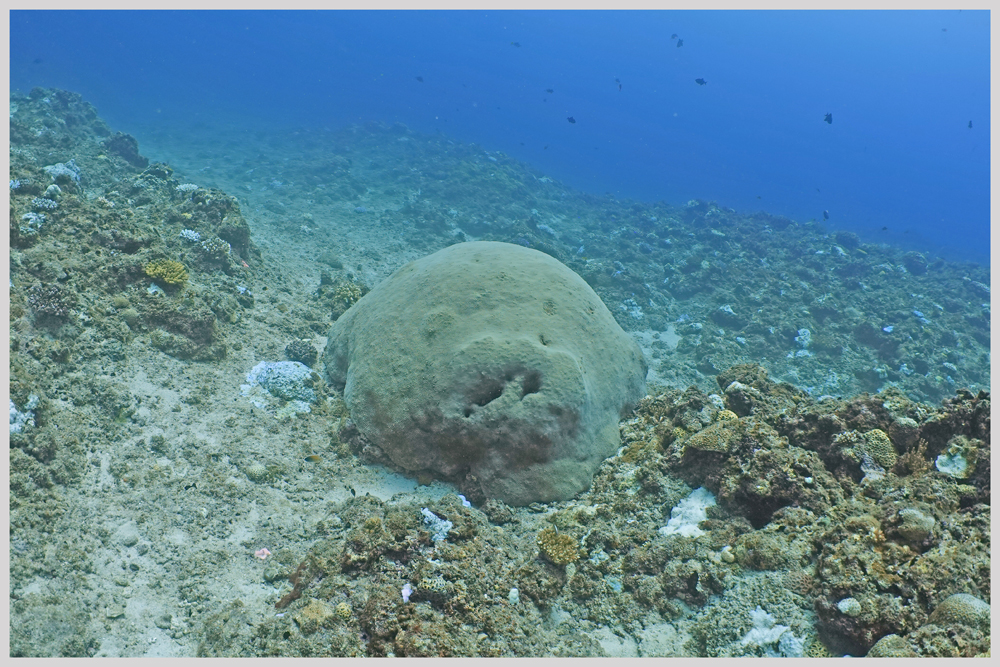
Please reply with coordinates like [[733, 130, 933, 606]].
[[807, 639, 836, 658], [334, 601, 352, 621], [862, 429, 897, 469], [715, 409, 738, 422], [144, 259, 188, 287], [684, 420, 740, 454], [867, 634, 917, 657], [537, 527, 580, 565], [834, 428, 897, 470]]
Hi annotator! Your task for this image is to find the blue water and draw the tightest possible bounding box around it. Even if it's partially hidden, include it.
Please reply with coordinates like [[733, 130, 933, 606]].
[[10, 9, 990, 263]]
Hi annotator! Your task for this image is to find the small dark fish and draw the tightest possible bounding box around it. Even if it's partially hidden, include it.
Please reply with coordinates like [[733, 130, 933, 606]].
[[881, 226, 888, 231], [942, 28, 947, 32], [695, 78, 707, 85], [824, 113, 833, 124], [968, 120, 973, 129], [545, 88, 554, 93], [676, 39, 684, 47], [415, 76, 423, 83], [511, 41, 521, 47], [348, 485, 356, 497], [305, 454, 322, 463], [756, 195, 761, 199], [567, 116, 576, 124], [823, 210, 830, 220], [671, 33, 678, 40], [32, 58, 43, 65], [543, 145, 549, 150]]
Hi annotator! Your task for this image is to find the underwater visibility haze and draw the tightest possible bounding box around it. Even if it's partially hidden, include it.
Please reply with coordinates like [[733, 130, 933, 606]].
[[10, 10, 990, 263], [8, 9, 991, 658]]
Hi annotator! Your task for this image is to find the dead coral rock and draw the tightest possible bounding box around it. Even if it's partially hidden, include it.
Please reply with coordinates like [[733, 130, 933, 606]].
[[514, 560, 567, 606], [149, 329, 226, 361], [733, 528, 801, 571], [716, 445, 844, 528], [393, 607, 479, 657], [906, 619, 991, 657], [668, 415, 844, 528], [815, 592, 910, 656], [141, 297, 217, 346], [91, 228, 149, 255], [358, 583, 404, 655], [102, 131, 148, 169], [197, 600, 256, 657], [11, 87, 111, 149], [481, 498, 517, 525], [655, 558, 726, 608], [917, 389, 991, 501], [188, 188, 253, 256], [722, 380, 764, 417], [715, 363, 773, 393], [716, 364, 806, 417], [294, 599, 337, 635]]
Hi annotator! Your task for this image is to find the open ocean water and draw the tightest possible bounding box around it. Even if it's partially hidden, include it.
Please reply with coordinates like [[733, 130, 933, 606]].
[[8, 10, 991, 658]]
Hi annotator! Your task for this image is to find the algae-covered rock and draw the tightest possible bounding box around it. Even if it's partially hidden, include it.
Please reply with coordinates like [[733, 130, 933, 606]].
[[324, 241, 647, 505]]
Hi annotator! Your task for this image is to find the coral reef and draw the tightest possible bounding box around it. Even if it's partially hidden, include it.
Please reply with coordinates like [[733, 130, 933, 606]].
[[613, 363, 989, 656], [7, 87, 990, 659]]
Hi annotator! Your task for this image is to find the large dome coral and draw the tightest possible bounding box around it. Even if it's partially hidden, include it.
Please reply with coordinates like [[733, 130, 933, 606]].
[[324, 241, 647, 505]]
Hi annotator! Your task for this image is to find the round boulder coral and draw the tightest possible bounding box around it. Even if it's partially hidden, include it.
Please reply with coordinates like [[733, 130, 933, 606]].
[[324, 241, 648, 505], [867, 634, 917, 657], [928, 593, 990, 632]]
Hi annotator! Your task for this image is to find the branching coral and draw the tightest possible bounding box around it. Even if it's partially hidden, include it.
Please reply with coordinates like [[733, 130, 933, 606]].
[[144, 259, 188, 287]]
